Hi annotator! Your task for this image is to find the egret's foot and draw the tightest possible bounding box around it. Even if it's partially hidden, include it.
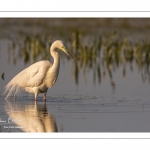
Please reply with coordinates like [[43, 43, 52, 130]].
[[43, 97, 46, 101]]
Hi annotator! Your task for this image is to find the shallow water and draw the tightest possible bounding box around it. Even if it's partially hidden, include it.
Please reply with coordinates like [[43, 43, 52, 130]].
[[1, 93, 150, 132], [1, 18, 150, 132]]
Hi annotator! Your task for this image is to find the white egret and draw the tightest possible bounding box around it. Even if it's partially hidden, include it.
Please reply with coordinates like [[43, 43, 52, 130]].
[[4, 40, 76, 101]]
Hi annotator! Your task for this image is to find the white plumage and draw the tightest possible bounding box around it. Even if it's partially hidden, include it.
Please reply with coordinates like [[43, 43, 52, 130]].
[[4, 40, 75, 101]]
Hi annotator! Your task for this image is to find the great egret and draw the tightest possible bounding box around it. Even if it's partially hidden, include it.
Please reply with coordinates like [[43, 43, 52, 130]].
[[4, 40, 76, 101]]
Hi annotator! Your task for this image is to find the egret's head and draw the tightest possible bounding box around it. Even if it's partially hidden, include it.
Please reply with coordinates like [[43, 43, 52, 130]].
[[53, 40, 76, 63]]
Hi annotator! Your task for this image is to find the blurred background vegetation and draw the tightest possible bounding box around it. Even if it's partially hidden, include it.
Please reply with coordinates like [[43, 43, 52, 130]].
[[1, 18, 150, 87]]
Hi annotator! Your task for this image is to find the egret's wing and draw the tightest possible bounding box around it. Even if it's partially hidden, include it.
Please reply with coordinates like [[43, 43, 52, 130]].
[[20, 61, 52, 87], [4, 61, 52, 97]]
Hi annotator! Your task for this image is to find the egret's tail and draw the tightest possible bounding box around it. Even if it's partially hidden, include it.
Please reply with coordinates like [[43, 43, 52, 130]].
[[3, 81, 21, 99]]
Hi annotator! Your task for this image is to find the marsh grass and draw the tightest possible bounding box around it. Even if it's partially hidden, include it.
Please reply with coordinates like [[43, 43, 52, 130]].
[[1, 18, 150, 87], [5, 30, 150, 87]]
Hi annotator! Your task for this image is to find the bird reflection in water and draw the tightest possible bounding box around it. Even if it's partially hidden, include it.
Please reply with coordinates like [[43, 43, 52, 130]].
[[5, 100, 58, 132]]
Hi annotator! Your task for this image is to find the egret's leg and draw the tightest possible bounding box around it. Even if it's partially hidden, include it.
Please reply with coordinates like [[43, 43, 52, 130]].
[[33, 88, 39, 101], [34, 97, 37, 101], [43, 93, 47, 101], [43, 89, 48, 101], [43, 89, 47, 101], [34, 92, 38, 101]]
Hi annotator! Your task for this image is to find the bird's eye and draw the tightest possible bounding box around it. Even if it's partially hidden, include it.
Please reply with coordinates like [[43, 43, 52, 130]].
[[62, 46, 66, 50]]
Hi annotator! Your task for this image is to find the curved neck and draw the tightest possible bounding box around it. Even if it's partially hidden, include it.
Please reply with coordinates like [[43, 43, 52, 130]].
[[50, 47, 60, 72]]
